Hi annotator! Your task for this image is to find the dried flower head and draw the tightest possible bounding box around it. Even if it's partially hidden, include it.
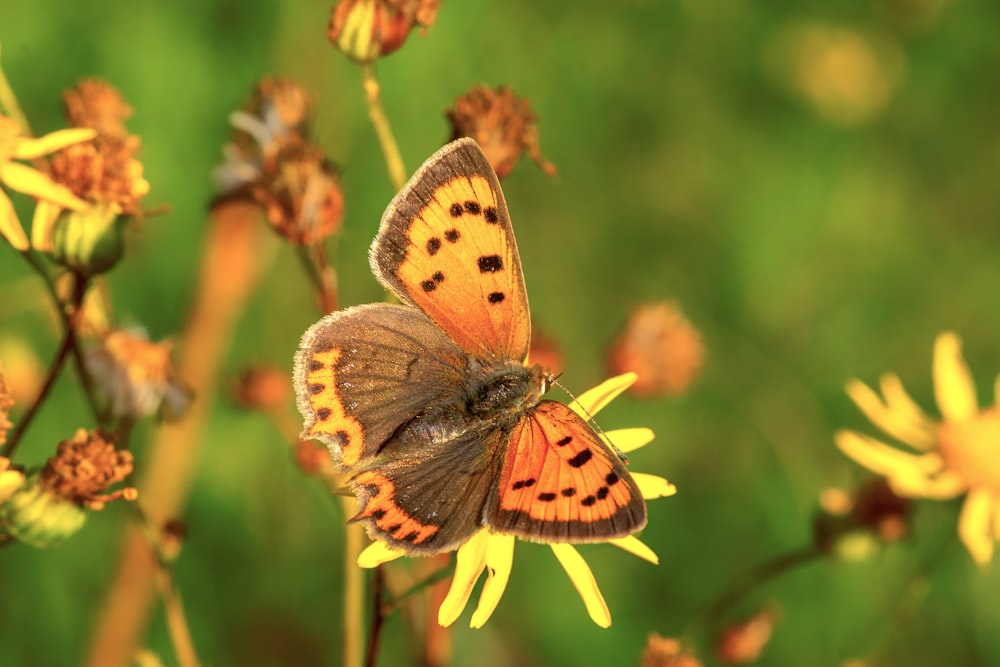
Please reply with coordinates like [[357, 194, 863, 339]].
[[715, 606, 780, 664], [814, 480, 912, 562], [446, 85, 556, 180], [607, 301, 704, 398], [63, 78, 133, 138], [214, 78, 344, 245], [836, 332, 1000, 565], [40, 428, 136, 510], [328, 0, 440, 63], [253, 141, 345, 245], [641, 634, 703, 667], [85, 327, 190, 421], [31, 79, 149, 264], [233, 365, 292, 412]]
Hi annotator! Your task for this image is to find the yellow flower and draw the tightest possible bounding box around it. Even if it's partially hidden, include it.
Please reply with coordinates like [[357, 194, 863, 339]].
[[835, 332, 1000, 566], [0, 114, 95, 251], [357, 372, 676, 627]]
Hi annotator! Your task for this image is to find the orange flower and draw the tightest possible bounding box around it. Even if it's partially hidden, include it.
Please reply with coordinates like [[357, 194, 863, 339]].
[[607, 302, 704, 397]]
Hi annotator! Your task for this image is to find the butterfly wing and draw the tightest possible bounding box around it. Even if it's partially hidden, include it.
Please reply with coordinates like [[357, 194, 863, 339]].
[[370, 138, 531, 362], [487, 401, 647, 542], [350, 424, 506, 554], [293, 302, 467, 468]]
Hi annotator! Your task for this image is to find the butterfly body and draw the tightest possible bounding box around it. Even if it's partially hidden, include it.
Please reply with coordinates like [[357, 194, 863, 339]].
[[295, 139, 646, 555]]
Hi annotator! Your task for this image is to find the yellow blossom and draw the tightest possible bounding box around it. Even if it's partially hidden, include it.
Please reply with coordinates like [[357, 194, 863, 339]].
[[357, 372, 676, 627], [0, 114, 95, 251], [835, 332, 1000, 566]]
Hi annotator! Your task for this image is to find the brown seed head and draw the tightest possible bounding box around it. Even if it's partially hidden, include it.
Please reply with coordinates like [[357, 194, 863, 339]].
[[63, 78, 133, 138], [447, 85, 556, 180], [47, 134, 149, 215], [640, 634, 703, 667], [253, 140, 345, 245], [39, 428, 136, 510], [607, 301, 704, 398], [715, 606, 779, 664], [233, 365, 292, 412]]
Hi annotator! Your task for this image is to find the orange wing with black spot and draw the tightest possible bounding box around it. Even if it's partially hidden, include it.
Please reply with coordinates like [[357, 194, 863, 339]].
[[293, 303, 466, 469], [370, 138, 531, 362], [487, 401, 647, 542]]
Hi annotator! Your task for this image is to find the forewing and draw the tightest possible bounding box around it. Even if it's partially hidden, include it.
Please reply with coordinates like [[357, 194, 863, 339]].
[[370, 138, 531, 362], [487, 401, 647, 542], [293, 303, 466, 469]]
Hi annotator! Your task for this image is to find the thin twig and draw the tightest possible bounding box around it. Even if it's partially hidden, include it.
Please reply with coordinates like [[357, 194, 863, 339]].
[[313, 243, 339, 314], [691, 543, 824, 635], [1, 325, 73, 458]]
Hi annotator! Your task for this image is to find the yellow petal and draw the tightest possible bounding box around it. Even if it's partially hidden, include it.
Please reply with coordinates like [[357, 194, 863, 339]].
[[356, 540, 405, 568], [958, 488, 995, 567], [13, 127, 96, 159], [2, 162, 90, 210], [31, 199, 60, 252], [549, 543, 611, 628], [886, 468, 967, 500], [469, 533, 516, 628], [0, 188, 28, 251], [633, 473, 677, 499], [994, 373, 1000, 410], [569, 372, 637, 418], [834, 430, 934, 490], [609, 535, 659, 564], [438, 530, 489, 627], [881, 373, 935, 432], [933, 332, 978, 422], [845, 378, 934, 450], [603, 427, 655, 453]]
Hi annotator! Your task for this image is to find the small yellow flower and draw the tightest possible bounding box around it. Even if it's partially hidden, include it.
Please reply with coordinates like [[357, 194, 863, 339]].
[[357, 373, 676, 627], [835, 332, 1000, 566], [0, 114, 95, 251]]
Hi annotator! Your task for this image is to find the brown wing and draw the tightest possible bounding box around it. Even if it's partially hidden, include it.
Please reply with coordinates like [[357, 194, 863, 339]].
[[486, 401, 647, 542], [370, 138, 531, 362], [293, 303, 467, 469]]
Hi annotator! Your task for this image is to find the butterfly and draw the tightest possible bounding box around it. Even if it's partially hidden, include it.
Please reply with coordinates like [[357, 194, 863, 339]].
[[294, 138, 646, 554]]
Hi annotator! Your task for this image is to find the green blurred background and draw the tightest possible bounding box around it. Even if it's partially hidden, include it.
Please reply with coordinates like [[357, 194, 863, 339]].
[[2, 0, 1000, 665]]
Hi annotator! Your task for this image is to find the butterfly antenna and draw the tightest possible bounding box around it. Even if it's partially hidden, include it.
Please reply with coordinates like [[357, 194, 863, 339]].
[[551, 378, 630, 464]]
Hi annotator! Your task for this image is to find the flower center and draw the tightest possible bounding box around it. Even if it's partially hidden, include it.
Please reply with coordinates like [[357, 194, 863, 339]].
[[937, 407, 1000, 495]]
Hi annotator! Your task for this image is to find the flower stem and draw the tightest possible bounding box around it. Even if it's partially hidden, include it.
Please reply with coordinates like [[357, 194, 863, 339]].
[[341, 496, 365, 667], [689, 543, 823, 636], [0, 324, 72, 458], [359, 63, 407, 191]]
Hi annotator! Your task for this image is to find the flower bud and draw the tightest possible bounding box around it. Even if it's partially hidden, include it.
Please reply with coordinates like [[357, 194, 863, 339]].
[[328, 0, 439, 63], [0, 473, 88, 548], [50, 204, 125, 276]]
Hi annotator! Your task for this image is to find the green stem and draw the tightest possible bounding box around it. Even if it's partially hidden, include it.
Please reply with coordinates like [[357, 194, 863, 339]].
[[0, 326, 73, 458], [359, 63, 407, 191]]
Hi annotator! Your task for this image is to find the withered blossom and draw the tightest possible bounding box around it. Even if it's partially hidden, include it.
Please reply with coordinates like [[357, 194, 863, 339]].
[[232, 365, 292, 412], [328, 0, 440, 63], [640, 634, 703, 667], [715, 606, 779, 665], [214, 77, 345, 245], [814, 478, 911, 560], [607, 301, 704, 398], [84, 327, 190, 421], [0, 429, 136, 547], [446, 85, 556, 180]]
